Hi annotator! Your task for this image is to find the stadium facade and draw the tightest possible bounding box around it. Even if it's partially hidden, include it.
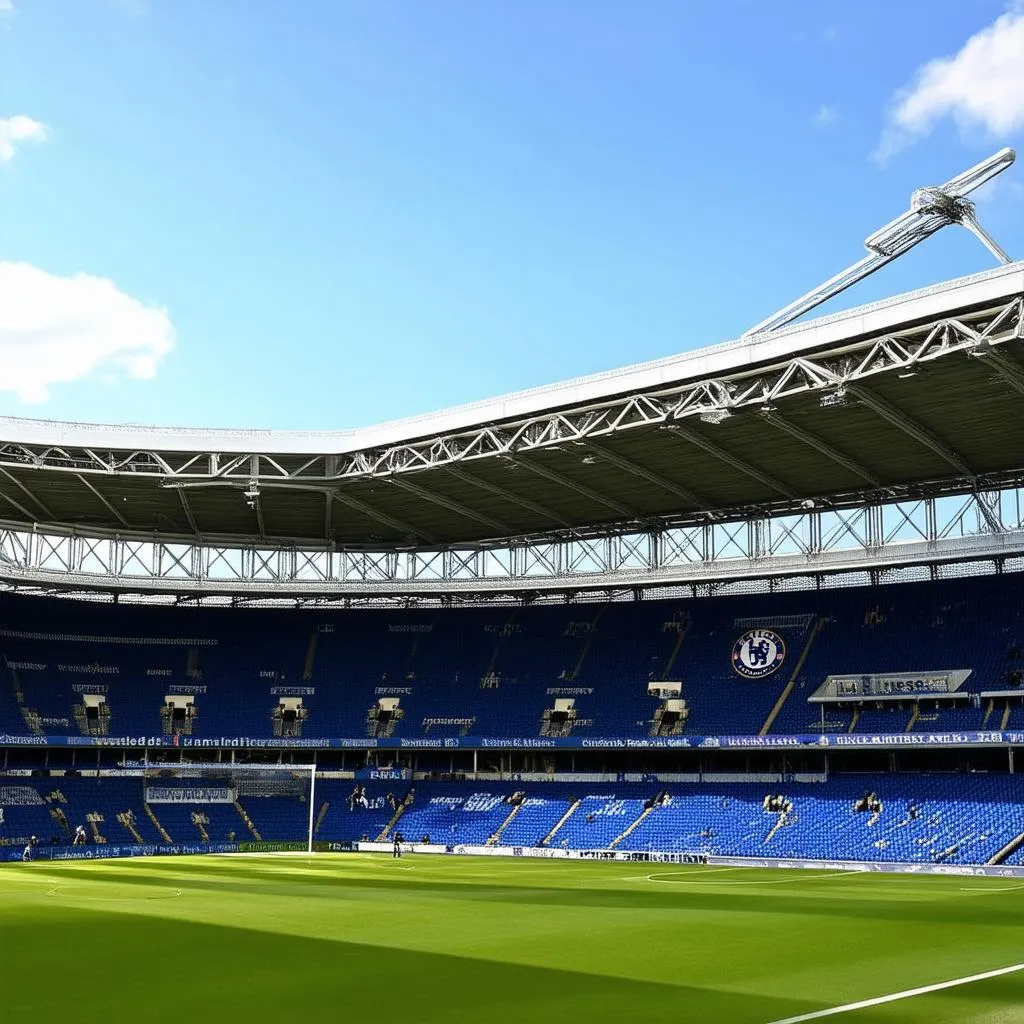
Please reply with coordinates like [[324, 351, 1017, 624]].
[[3, 149, 1024, 873]]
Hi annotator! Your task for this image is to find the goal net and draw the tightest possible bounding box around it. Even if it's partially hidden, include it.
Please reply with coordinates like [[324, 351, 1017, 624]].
[[138, 762, 317, 854]]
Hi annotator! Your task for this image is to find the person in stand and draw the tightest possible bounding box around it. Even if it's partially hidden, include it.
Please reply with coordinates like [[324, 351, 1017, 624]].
[[73, 825, 87, 846]]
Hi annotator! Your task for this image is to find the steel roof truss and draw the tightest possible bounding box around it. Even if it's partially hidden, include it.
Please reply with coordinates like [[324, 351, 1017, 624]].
[[0, 487, 39, 522], [177, 489, 200, 536], [0, 467, 53, 519], [610, 532, 653, 571], [566, 537, 605, 574], [881, 500, 932, 545], [514, 459, 640, 518], [37, 533, 73, 574], [386, 476, 513, 534], [446, 550, 484, 580], [760, 412, 882, 488], [766, 514, 814, 557], [157, 543, 195, 580], [444, 467, 572, 527], [583, 440, 708, 507], [524, 543, 559, 577], [820, 507, 870, 551], [662, 526, 709, 565], [669, 425, 800, 500], [206, 546, 244, 582], [330, 490, 435, 545], [848, 386, 974, 476], [410, 550, 445, 581]]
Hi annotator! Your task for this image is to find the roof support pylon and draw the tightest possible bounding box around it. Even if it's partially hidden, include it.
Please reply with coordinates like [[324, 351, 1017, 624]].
[[744, 148, 1016, 337]]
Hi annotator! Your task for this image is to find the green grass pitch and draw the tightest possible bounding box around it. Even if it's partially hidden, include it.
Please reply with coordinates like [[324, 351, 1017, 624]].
[[2, 854, 1023, 1022]]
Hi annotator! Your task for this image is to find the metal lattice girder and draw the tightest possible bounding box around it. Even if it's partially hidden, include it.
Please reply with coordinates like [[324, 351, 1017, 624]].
[[0, 487, 1021, 596]]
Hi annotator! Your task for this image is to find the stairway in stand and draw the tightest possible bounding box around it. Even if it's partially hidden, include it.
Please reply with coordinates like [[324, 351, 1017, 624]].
[[610, 805, 654, 849], [486, 804, 523, 846], [86, 812, 108, 844], [234, 801, 262, 841], [314, 801, 330, 838], [145, 803, 172, 843], [987, 828, 1024, 865], [540, 799, 580, 847], [118, 810, 144, 843], [759, 618, 826, 736], [377, 797, 410, 842]]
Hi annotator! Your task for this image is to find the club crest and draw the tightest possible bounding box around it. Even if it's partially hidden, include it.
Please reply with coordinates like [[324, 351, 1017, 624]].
[[731, 629, 786, 679]]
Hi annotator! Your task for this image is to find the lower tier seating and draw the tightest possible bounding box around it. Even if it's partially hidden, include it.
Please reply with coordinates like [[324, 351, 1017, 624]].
[[6, 773, 1022, 868]]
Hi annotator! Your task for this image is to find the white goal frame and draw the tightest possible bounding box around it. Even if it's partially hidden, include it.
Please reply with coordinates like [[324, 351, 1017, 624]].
[[140, 761, 318, 854]]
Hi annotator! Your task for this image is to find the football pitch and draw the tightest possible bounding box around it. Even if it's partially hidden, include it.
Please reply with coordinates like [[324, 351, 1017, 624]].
[[2, 854, 1023, 1023]]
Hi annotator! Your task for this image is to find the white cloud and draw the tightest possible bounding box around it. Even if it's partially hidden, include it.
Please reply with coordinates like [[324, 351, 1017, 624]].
[[974, 174, 1024, 204], [876, 5, 1024, 162], [0, 262, 175, 403], [813, 105, 839, 128], [0, 116, 48, 163], [0, 1, 14, 13]]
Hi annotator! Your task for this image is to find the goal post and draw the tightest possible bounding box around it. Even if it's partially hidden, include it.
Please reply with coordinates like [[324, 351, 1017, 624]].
[[139, 762, 318, 854]]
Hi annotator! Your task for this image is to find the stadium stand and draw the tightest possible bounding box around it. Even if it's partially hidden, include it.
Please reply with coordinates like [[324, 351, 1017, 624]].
[[2, 573, 1022, 740], [4, 773, 1024, 868], [4, 569, 1024, 868]]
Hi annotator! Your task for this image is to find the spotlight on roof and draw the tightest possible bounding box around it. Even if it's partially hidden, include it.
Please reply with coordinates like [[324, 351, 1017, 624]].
[[819, 387, 848, 409], [699, 408, 732, 425]]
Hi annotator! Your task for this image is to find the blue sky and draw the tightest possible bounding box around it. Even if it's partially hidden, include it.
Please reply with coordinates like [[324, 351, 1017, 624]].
[[1, 0, 1022, 430]]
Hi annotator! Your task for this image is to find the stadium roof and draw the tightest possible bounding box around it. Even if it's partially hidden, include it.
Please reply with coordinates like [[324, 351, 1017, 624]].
[[0, 262, 1022, 550]]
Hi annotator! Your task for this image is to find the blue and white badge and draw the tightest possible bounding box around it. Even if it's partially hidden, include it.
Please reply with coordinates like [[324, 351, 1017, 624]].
[[731, 629, 786, 679]]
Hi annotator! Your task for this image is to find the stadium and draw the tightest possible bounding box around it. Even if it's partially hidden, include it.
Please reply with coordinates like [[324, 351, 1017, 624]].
[[3, 145, 1024, 1023]]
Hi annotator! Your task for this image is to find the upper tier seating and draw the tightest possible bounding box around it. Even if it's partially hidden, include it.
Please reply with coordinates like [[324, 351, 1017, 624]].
[[2, 573, 1022, 740]]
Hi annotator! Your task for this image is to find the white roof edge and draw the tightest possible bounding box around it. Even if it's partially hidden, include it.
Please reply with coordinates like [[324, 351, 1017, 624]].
[[2, 262, 1022, 457]]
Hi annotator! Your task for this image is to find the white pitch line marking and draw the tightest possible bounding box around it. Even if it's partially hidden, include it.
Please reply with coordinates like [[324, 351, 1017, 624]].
[[619, 867, 744, 883], [959, 883, 1024, 892], [645, 869, 857, 887], [766, 962, 1024, 1023]]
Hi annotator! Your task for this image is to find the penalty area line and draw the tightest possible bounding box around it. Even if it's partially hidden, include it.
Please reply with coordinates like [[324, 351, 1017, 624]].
[[766, 962, 1024, 1023]]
